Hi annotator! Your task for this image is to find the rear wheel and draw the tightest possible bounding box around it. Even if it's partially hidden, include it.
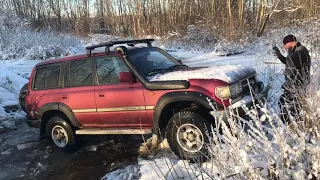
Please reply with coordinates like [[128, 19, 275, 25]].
[[166, 111, 212, 161], [46, 116, 82, 152]]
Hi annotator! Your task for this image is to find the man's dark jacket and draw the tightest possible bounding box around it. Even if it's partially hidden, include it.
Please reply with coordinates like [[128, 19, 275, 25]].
[[277, 42, 311, 89]]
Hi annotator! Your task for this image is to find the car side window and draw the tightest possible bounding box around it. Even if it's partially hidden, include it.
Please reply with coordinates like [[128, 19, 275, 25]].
[[64, 58, 93, 88], [33, 64, 60, 90], [96, 56, 129, 85]]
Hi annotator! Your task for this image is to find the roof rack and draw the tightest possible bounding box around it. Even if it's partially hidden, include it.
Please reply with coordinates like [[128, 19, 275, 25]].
[[86, 39, 154, 56]]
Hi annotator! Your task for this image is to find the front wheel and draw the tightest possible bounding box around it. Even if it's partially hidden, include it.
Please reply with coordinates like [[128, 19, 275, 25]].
[[166, 111, 212, 161], [46, 116, 82, 152]]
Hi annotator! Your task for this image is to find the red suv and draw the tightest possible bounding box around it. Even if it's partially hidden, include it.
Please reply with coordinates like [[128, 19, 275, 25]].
[[21, 39, 268, 160]]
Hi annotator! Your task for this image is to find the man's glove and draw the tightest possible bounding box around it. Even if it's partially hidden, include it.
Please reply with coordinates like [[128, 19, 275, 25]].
[[272, 46, 282, 57]]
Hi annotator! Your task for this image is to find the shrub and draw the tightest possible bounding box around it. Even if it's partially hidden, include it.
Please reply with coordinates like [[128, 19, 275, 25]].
[[0, 13, 84, 60]]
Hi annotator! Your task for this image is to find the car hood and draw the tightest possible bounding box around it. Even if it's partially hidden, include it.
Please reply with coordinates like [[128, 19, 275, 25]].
[[148, 65, 256, 84]]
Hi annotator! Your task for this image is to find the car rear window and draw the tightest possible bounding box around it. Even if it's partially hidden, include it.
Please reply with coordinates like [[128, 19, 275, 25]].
[[33, 64, 61, 90], [64, 58, 93, 88]]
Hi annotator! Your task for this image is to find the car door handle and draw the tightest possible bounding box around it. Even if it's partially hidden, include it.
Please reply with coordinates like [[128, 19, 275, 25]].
[[61, 95, 68, 99], [98, 94, 105, 97]]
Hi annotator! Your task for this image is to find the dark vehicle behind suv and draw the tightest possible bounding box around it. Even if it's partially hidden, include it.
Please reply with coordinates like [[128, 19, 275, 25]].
[[20, 39, 268, 160]]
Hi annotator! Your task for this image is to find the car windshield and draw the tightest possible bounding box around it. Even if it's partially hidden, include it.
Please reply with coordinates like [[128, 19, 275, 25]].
[[128, 47, 186, 76]]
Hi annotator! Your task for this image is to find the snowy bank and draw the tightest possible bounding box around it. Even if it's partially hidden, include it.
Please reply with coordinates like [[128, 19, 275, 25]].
[[0, 66, 28, 94], [0, 66, 29, 120], [0, 61, 36, 131]]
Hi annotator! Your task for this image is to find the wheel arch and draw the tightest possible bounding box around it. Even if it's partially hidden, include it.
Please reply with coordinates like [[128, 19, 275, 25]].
[[39, 102, 81, 137], [153, 91, 217, 136]]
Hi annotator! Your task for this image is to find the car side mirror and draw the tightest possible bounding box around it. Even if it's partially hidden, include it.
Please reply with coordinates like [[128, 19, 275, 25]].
[[119, 72, 136, 83], [177, 60, 183, 64]]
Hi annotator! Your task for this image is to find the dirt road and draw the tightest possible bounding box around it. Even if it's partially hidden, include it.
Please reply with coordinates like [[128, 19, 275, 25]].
[[0, 118, 143, 180]]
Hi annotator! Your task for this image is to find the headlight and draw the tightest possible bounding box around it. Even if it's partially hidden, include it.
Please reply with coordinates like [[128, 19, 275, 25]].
[[215, 86, 231, 99], [230, 83, 243, 96]]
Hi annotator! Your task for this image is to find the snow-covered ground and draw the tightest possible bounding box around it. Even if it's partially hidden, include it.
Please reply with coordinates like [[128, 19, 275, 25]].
[[0, 60, 39, 129]]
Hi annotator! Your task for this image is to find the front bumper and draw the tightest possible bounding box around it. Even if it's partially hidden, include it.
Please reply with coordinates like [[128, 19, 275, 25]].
[[230, 85, 269, 109]]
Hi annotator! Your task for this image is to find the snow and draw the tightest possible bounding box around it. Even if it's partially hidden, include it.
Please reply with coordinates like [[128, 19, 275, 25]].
[[1, 149, 11, 156], [0, 15, 84, 60], [230, 95, 255, 109], [0, 66, 28, 94], [0, 119, 15, 130], [102, 158, 215, 180], [139, 158, 174, 179], [0, 59, 38, 127], [149, 65, 256, 83], [103, 152, 271, 180], [86, 145, 98, 152], [0, 87, 17, 107], [16, 142, 38, 150], [101, 165, 140, 180], [3, 59, 41, 79]]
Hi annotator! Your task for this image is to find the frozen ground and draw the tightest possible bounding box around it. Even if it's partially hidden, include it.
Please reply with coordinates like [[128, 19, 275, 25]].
[[0, 121, 143, 180]]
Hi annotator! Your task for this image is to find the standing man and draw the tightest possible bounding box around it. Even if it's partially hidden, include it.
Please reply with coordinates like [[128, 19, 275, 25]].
[[273, 35, 311, 123]]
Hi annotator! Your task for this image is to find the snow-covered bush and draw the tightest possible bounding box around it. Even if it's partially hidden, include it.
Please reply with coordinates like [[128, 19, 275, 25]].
[[157, 17, 320, 59], [157, 23, 254, 55], [86, 34, 125, 45], [200, 100, 318, 179], [160, 25, 219, 52], [118, 83, 318, 179], [0, 13, 84, 60]]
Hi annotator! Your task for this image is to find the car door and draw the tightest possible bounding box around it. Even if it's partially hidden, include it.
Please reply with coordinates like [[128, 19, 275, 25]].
[[60, 58, 98, 126], [94, 55, 148, 128]]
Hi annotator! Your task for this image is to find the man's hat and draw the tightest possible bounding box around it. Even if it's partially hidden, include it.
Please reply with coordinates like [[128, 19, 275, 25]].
[[283, 34, 297, 45]]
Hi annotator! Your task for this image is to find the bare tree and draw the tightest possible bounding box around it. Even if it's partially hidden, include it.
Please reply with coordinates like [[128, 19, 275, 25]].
[[1, 0, 319, 38]]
